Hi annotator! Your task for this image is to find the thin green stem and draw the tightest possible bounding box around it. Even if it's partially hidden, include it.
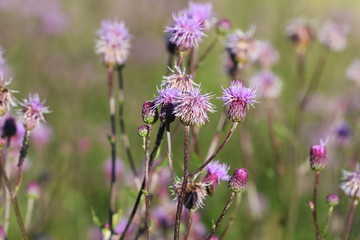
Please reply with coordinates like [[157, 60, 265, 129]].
[[144, 125, 153, 240], [321, 206, 333, 238], [219, 194, 242, 240]]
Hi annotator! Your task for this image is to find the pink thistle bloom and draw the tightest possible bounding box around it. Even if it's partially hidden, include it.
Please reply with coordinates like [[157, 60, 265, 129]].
[[154, 87, 181, 123], [310, 140, 327, 171], [203, 160, 230, 194], [95, 20, 131, 67], [318, 21, 349, 52], [103, 158, 122, 180], [326, 194, 340, 207], [285, 18, 315, 53], [187, 1, 215, 28], [229, 168, 248, 193], [26, 181, 41, 200], [226, 27, 262, 66], [340, 163, 360, 199], [162, 66, 197, 92], [250, 70, 282, 99], [257, 41, 280, 68], [31, 123, 53, 148], [165, 11, 206, 51], [20, 93, 50, 131], [346, 59, 360, 84], [173, 87, 215, 126], [221, 81, 256, 122]]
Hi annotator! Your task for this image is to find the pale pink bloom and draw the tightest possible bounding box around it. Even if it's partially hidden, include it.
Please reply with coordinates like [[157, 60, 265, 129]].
[[318, 21, 349, 51], [346, 59, 360, 84]]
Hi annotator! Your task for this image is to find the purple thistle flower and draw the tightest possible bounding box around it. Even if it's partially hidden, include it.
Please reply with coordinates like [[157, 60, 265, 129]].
[[20, 93, 50, 131], [318, 21, 349, 52], [346, 59, 360, 84], [310, 140, 327, 171], [340, 163, 360, 199], [257, 41, 280, 68], [173, 87, 215, 126], [228, 168, 248, 193], [326, 194, 340, 207], [250, 70, 282, 99], [203, 160, 230, 195], [221, 81, 256, 122], [95, 20, 131, 67], [165, 11, 206, 51], [285, 18, 315, 53], [187, 1, 215, 28], [226, 27, 262, 66], [154, 87, 181, 123], [0, 73, 16, 116], [162, 66, 197, 92]]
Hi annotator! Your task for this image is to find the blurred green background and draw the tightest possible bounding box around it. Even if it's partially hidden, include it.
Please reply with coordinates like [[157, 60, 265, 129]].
[[1, 0, 360, 239]]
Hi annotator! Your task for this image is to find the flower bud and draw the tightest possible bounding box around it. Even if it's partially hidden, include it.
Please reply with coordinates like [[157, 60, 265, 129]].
[[26, 182, 41, 200], [2, 116, 17, 138], [228, 101, 247, 122], [308, 201, 314, 210], [142, 101, 158, 124], [137, 125, 149, 137], [216, 18, 231, 35], [326, 194, 339, 207], [228, 168, 248, 193], [310, 143, 327, 171]]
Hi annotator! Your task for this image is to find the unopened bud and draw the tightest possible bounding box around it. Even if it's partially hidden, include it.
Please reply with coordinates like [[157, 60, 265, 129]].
[[216, 18, 231, 35], [137, 125, 149, 137], [142, 101, 158, 124], [228, 168, 248, 193], [326, 194, 339, 207], [310, 143, 327, 171], [26, 182, 41, 200]]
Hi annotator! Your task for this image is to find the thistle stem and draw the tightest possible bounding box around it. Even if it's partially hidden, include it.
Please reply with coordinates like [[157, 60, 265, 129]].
[[15, 130, 31, 195], [174, 125, 190, 240], [119, 123, 165, 240], [205, 110, 227, 160], [24, 198, 35, 230], [166, 53, 174, 75], [321, 206, 333, 238], [144, 125, 153, 240], [191, 122, 238, 177], [219, 194, 242, 240], [343, 199, 359, 240], [206, 192, 236, 240], [166, 123, 175, 188], [107, 66, 117, 232], [184, 209, 195, 240], [311, 171, 321, 240], [117, 66, 137, 176]]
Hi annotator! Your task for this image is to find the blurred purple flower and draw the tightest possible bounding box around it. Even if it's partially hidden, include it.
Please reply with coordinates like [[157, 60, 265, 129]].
[[26, 181, 41, 200], [20, 93, 50, 131], [257, 41, 279, 68], [203, 160, 230, 194], [250, 70, 282, 99], [31, 123, 53, 148], [340, 163, 360, 199], [346, 59, 360, 84], [187, 1, 215, 28], [103, 158, 122, 180], [174, 87, 215, 125], [318, 21, 349, 52], [162, 66, 197, 92], [165, 11, 206, 51], [285, 18, 315, 53]]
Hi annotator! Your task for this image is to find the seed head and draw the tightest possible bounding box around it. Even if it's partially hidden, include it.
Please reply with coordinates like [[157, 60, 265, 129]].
[[340, 163, 360, 199], [20, 93, 50, 131], [221, 81, 256, 122], [285, 18, 315, 53], [95, 20, 131, 67], [326, 194, 340, 207], [173, 87, 215, 126], [346, 59, 360, 84], [162, 66, 197, 92], [250, 70, 282, 99], [165, 11, 206, 51], [310, 140, 327, 171], [203, 160, 230, 195], [142, 101, 159, 124], [228, 168, 248, 193], [318, 21, 349, 52]]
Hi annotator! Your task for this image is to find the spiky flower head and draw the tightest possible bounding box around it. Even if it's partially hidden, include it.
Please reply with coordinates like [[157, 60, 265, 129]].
[[187, 1, 215, 28], [95, 20, 131, 67], [346, 59, 360, 84], [250, 70, 282, 99], [257, 41, 279, 68], [310, 140, 327, 171], [203, 160, 230, 195], [285, 18, 315, 53], [142, 101, 159, 124], [173, 87, 215, 126], [162, 66, 197, 92], [154, 87, 181, 123], [326, 194, 340, 207], [26, 182, 41, 200], [221, 81, 256, 122], [21, 93, 50, 131], [228, 168, 248, 193], [137, 125, 149, 137], [340, 163, 360, 199], [173, 176, 208, 210], [165, 11, 206, 51], [226, 27, 262, 66], [318, 21, 349, 52], [0, 73, 16, 116]]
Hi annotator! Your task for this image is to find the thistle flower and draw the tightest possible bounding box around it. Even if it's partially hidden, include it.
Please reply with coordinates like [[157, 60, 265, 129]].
[[250, 70, 282, 99], [173, 87, 215, 126], [226, 27, 262, 66], [257, 41, 280, 68], [165, 11, 206, 51], [0, 73, 16, 116], [203, 160, 230, 195], [26, 182, 41, 200], [326, 194, 340, 207], [340, 164, 360, 199], [154, 87, 181, 123], [216, 18, 231, 35], [142, 101, 159, 124], [310, 140, 327, 171], [95, 20, 131, 67], [318, 21, 349, 52], [187, 1, 215, 28], [285, 18, 315, 53], [346, 59, 360, 84], [162, 66, 197, 92], [221, 81, 256, 122], [228, 168, 248, 193], [20, 93, 50, 131], [173, 177, 208, 209]]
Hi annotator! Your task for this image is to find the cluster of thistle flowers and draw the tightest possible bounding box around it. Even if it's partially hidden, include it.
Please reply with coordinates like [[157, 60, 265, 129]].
[[0, 47, 51, 237]]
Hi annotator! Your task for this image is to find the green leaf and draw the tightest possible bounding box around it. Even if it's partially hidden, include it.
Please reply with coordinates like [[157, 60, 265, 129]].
[[112, 209, 123, 230], [91, 207, 102, 227]]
